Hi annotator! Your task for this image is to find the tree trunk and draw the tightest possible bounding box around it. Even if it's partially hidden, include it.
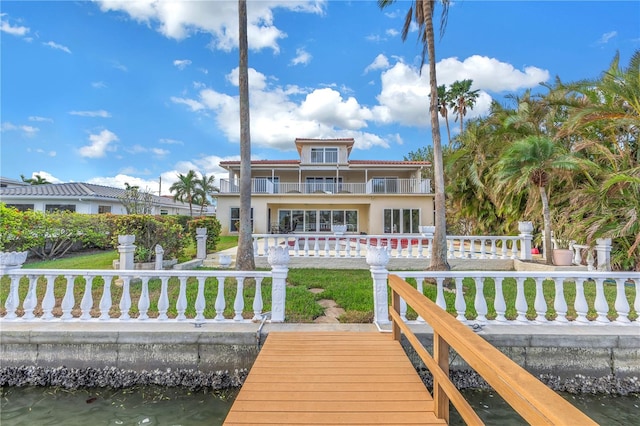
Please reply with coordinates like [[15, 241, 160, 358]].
[[540, 185, 552, 264], [236, 0, 255, 270], [424, 0, 450, 271]]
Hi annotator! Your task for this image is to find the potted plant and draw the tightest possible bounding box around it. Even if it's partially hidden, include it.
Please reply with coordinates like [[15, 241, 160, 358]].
[[551, 212, 574, 266]]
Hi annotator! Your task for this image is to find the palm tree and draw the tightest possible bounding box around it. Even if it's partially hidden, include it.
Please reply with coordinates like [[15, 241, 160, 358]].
[[20, 174, 50, 185], [236, 0, 255, 270], [437, 84, 452, 143], [449, 79, 479, 134], [378, 0, 451, 271], [195, 174, 219, 216], [169, 170, 197, 216], [494, 136, 584, 264]]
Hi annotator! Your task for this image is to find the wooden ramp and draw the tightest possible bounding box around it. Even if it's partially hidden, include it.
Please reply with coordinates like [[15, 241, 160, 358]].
[[224, 331, 445, 425]]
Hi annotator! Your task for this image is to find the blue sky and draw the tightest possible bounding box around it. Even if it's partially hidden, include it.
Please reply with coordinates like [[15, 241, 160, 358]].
[[1, 1, 638, 195]]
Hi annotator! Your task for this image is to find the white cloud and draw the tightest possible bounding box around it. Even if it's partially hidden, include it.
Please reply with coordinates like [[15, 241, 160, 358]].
[[159, 138, 184, 145], [92, 81, 107, 89], [173, 59, 192, 70], [43, 41, 71, 54], [290, 48, 312, 66], [170, 96, 205, 111], [28, 171, 61, 183], [364, 54, 390, 74], [28, 116, 53, 123], [0, 16, 29, 36], [1, 121, 39, 136], [596, 31, 617, 45], [69, 110, 111, 118], [88, 174, 160, 194], [96, 0, 323, 52], [435, 55, 549, 92], [78, 129, 119, 158], [151, 148, 169, 156]]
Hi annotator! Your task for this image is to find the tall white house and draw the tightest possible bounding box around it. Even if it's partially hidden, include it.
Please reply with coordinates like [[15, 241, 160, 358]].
[[216, 138, 434, 236]]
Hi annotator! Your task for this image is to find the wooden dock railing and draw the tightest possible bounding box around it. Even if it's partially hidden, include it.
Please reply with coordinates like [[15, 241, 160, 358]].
[[388, 274, 598, 425]]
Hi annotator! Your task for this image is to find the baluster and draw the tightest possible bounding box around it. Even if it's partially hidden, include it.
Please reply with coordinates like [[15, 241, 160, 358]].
[[263, 236, 270, 256], [427, 238, 433, 259], [553, 278, 568, 323], [515, 277, 528, 322], [474, 277, 488, 323], [400, 297, 407, 322], [533, 277, 547, 322], [334, 237, 341, 258], [480, 239, 487, 259], [61, 275, 76, 320], [406, 239, 414, 258], [194, 276, 206, 322], [345, 237, 351, 258], [587, 250, 595, 271], [138, 277, 150, 320], [435, 277, 446, 311], [324, 237, 330, 257], [573, 247, 582, 265], [470, 239, 477, 259], [501, 239, 508, 259], [511, 239, 519, 259], [458, 238, 466, 259], [214, 275, 226, 321], [118, 276, 131, 320], [80, 275, 94, 320], [490, 239, 497, 259], [417, 238, 424, 259], [593, 278, 609, 323], [98, 277, 112, 320], [4, 275, 21, 320], [448, 239, 455, 259], [313, 237, 320, 256], [454, 277, 466, 322], [494, 278, 507, 322], [574, 278, 589, 323], [614, 278, 630, 323], [303, 237, 309, 256], [252, 277, 264, 321], [234, 276, 245, 321], [23, 275, 39, 320], [253, 237, 259, 256], [355, 237, 362, 257], [176, 276, 188, 320], [416, 278, 425, 322], [158, 276, 170, 320], [293, 236, 300, 257]]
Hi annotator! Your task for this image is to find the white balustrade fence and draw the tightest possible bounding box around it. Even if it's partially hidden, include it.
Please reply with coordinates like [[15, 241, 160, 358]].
[[0, 247, 292, 323], [252, 233, 528, 261]]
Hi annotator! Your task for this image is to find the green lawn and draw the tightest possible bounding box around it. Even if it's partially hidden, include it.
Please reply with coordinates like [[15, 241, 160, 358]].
[[3, 248, 637, 323]]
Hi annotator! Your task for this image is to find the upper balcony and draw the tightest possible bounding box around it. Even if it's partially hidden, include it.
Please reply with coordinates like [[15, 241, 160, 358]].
[[219, 178, 432, 195]]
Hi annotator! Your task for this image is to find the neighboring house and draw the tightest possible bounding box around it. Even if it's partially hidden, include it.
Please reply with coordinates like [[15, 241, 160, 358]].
[[217, 138, 434, 236], [0, 181, 192, 216]]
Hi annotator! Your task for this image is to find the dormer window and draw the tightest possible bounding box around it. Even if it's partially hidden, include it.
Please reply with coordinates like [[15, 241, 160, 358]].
[[311, 147, 338, 164]]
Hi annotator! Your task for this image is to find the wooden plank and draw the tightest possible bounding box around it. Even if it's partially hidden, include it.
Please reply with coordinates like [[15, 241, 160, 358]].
[[224, 331, 444, 425]]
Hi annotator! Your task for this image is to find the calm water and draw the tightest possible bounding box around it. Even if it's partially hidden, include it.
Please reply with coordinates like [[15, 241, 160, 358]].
[[1, 386, 638, 425]]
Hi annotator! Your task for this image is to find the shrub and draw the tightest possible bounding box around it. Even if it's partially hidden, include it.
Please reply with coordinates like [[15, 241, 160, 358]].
[[109, 215, 185, 262], [0, 204, 39, 252], [188, 216, 221, 253]]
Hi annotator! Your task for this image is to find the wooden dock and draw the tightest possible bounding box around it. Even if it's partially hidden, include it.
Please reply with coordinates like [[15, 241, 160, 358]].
[[224, 331, 445, 425]]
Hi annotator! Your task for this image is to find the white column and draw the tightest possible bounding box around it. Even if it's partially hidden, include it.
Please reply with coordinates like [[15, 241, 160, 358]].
[[154, 244, 164, 270], [268, 246, 290, 322], [518, 221, 533, 261], [595, 238, 612, 271], [196, 227, 207, 260], [118, 235, 136, 270], [367, 246, 390, 325]]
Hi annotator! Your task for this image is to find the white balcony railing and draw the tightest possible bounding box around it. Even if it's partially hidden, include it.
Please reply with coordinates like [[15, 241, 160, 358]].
[[219, 178, 431, 195]]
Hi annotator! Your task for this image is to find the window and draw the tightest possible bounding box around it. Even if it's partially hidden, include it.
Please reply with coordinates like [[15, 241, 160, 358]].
[[310, 147, 338, 164], [45, 204, 76, 213], [280, 209, 357, 233], [98, 205, 112, 214], [230, 207, 253, 232], [160, 209, 168, 215], [305, 177, 342, 193], [6, 204, 34, 212], [372, 177, 398, 194], [384, 208, 420, 233]]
